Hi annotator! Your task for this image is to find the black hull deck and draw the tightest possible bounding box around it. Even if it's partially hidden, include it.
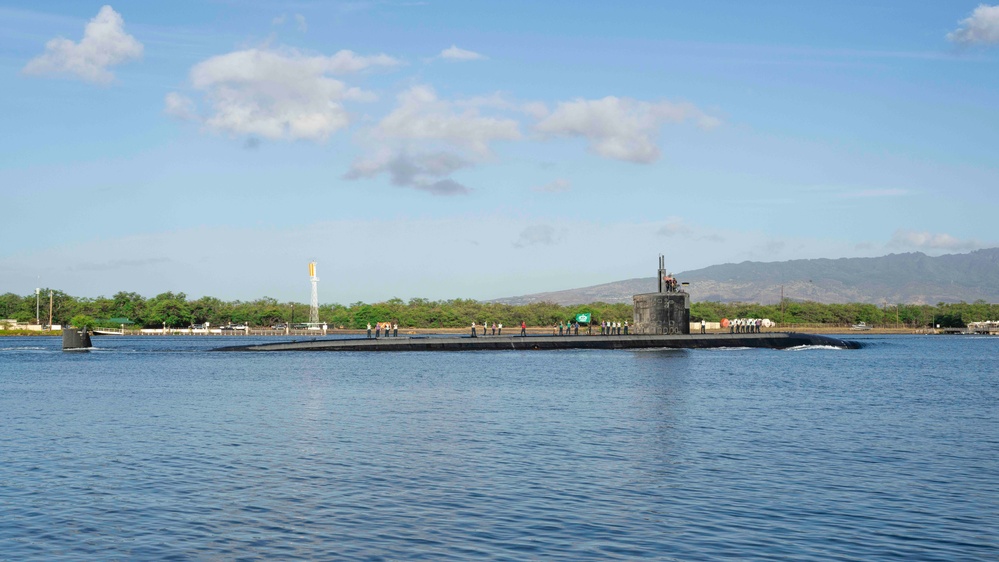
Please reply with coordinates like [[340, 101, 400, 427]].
[[215, 332, 860, 352]]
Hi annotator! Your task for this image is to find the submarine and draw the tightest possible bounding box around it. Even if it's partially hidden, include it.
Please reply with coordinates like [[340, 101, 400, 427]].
[[216, 256, 860, 352]]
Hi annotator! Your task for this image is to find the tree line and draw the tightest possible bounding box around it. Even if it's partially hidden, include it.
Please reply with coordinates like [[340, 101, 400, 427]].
[[1, 290, 997, 329]]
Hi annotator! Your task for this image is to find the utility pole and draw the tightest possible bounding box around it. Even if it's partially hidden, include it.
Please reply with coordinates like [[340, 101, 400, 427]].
[[48, 291, 53, 328], [35, 288, 40, 325], [780, 285, 784, 328]]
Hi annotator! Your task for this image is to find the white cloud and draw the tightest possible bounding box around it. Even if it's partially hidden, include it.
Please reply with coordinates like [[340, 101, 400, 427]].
[[324, 50, 400, 73], [657, 219, 692, 237], [346, 85, 521, 194], [535, 96, 719, 163], [514, 225, 561, 248], [372, 85, 521, 154], [343, 88, 379, 103], [22, 5, 143, 84], [655, 218, 725, 243], [272, 13, 307, 32], [532, 179, 571, 193], [888, 230, 980, 251], [440, 45, 485, 61], [345, 149, 473, 195], [521, 101, 549, 120], [454, 92, 514, 110], [948, 4, 999, 45], [163, 92, 197, 121], [453, 94, 553, 121], [185, 47, 398, 141]]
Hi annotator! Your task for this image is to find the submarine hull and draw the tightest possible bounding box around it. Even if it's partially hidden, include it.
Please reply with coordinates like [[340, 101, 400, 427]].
[[215, 332, 860, 352]]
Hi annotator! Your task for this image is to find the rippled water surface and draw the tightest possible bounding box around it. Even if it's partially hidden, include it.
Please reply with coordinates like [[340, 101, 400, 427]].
[[1, 335, 997, 560]]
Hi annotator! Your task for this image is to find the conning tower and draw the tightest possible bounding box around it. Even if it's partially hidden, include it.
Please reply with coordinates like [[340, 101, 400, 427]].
[[632, 255, 690, 334]]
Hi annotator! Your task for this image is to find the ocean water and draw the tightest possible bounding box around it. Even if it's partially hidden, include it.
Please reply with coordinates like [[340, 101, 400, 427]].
[[0, 334, 996, 560]]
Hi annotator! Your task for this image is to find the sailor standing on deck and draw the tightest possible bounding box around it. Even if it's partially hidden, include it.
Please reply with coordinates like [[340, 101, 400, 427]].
[[471, 322, 477, 337], [367, 323, 372, 338]]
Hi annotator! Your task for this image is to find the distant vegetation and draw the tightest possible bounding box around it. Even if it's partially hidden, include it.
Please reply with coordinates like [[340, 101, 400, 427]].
[[2, 290, 997, 329], [690, 300, 999, 328]]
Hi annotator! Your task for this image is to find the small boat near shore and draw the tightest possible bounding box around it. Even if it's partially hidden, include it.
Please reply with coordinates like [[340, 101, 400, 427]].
[[850, 322, 872, 331]]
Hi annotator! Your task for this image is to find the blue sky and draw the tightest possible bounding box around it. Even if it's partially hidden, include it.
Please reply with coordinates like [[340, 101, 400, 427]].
[[2, 1, 997, 303]]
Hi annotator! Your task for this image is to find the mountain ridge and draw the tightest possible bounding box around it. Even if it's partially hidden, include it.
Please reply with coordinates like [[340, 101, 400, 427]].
[[491, 248, 999, 305]]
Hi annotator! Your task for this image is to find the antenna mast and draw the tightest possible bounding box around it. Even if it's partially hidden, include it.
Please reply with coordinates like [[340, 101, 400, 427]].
[[658, 254, 666, 293]]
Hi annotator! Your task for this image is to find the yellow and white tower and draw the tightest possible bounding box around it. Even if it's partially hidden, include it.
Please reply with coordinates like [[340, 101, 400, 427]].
[[309, 261, 319, 325]]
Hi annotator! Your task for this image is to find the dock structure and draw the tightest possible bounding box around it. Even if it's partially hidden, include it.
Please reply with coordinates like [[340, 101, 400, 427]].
[[215, 332, 860, 352], [967, 321, 999, 335]]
